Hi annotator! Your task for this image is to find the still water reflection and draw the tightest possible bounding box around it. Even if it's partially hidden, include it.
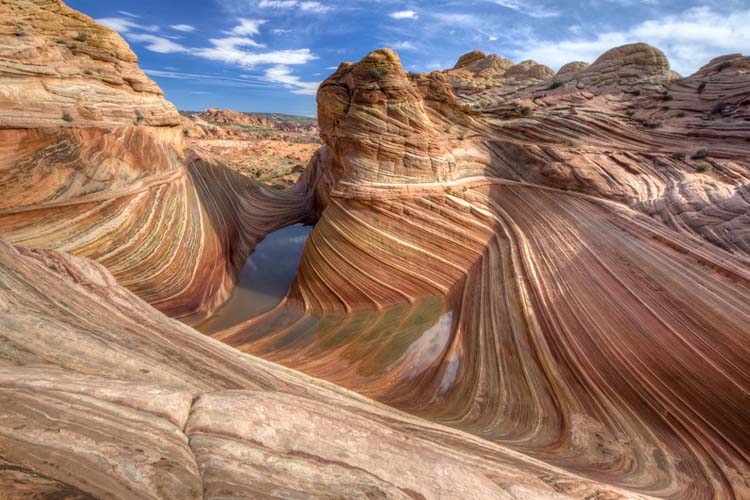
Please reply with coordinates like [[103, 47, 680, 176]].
[[197, 223, 312, 334]]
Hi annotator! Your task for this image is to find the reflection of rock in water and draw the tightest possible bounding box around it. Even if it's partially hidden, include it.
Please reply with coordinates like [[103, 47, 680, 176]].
[[215, 295, 452, 393], [197, 224, 313, 334]]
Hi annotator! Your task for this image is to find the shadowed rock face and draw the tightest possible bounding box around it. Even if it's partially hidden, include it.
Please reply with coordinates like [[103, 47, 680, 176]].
[[1, 2, 750, 499]]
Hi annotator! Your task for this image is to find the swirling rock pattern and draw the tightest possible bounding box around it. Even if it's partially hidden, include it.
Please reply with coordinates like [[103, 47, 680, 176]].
[[0, 240, 648, 499], [0, 0, 320, 321], [217, 48, 750, 499]]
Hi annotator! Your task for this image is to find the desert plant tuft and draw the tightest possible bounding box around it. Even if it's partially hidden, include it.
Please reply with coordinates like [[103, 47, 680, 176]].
[[697, 82, 706, 94], [74, 32, 87, 42], [445, 186, 453, 194], [134, 109, 144, 125], [371, 67, 389, 80], [520, 106, 533, 116], [625, 109, 635, 117], [62, 112, 73, 122], [695, 163, 712, 172], [676, 111, 686, 118], [672, 152, 686, 161], [691, 148, 709, 160], [640, 120, 662, 129]]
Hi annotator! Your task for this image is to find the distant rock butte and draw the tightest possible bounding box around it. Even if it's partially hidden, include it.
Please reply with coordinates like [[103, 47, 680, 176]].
[[1, 1, 750, 499]]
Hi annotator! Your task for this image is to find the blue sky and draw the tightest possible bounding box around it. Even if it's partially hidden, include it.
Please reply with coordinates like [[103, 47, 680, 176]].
[[67, 0, 749, 116]]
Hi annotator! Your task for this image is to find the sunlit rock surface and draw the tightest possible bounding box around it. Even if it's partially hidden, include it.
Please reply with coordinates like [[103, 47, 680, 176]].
[[1, 1, 749, 499], [0, 0, 321, 322], [218, 47, 750, 499]]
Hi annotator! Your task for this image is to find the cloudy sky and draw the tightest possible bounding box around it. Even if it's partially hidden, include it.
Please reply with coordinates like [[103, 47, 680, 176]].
[[67, 0, 749, 116]]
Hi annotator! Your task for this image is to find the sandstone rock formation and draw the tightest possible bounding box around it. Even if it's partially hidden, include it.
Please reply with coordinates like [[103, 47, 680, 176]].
[[1, 1, 750, 499], [218, 48, 750, 499], [0, 240, 649, 499], [0, 0, 321, 322]]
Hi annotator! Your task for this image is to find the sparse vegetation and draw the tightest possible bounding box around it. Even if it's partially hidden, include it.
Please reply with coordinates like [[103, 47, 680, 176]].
[[371, 67, 389, 80], [695, 163, 712, 172], [67, 42, 78, 49], [458, 133, 466, 140], [672, 152, 686, 161], [691, 148, 709, 160], [676, 112, 686, 118], [84, 69, 93, 75], [548, 81, 562, 90], [445, 186, 453, 194], [640, 120, 662, 129], [74, 32, 87, 42], [625, 109, 635, 117], [660, 93, 673, 101], [62, 112, 73, 122], [697, 82, 706, 94], [134, 109, 144, 125], [55, 39, 66, 44], [520, 106, 533, 116], [462, 186, 468, 192]]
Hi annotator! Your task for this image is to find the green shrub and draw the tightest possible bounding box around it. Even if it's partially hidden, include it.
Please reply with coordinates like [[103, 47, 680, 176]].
[[640, 120, 661, 129], [520, 106, 532, 116], [462, 186, 468, 192], [716, 61, 731, 72], [74, 32, 87, 42], [62, 112, 73, 122], [695, 163, 712, 172], [691, 148, 709, 160], [371, 67, 389, 80], [672, 152, 686, 160], [445, 186, 453, 194]]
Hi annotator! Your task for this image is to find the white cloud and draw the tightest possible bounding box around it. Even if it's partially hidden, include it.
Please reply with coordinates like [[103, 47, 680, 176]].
[[264, 65, 320, 95], [391, 41, 418, 51], [170, 24, 196, 32], [492, 0, 559, 18], [228, 18, 267, 36], [97, 17, 158, 33], [118, 11, 139, 18], [390, 10, 418, 20], [514, 6, 750, 75], [258, 0, 330, 13], [126, 34, 187, 53]]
